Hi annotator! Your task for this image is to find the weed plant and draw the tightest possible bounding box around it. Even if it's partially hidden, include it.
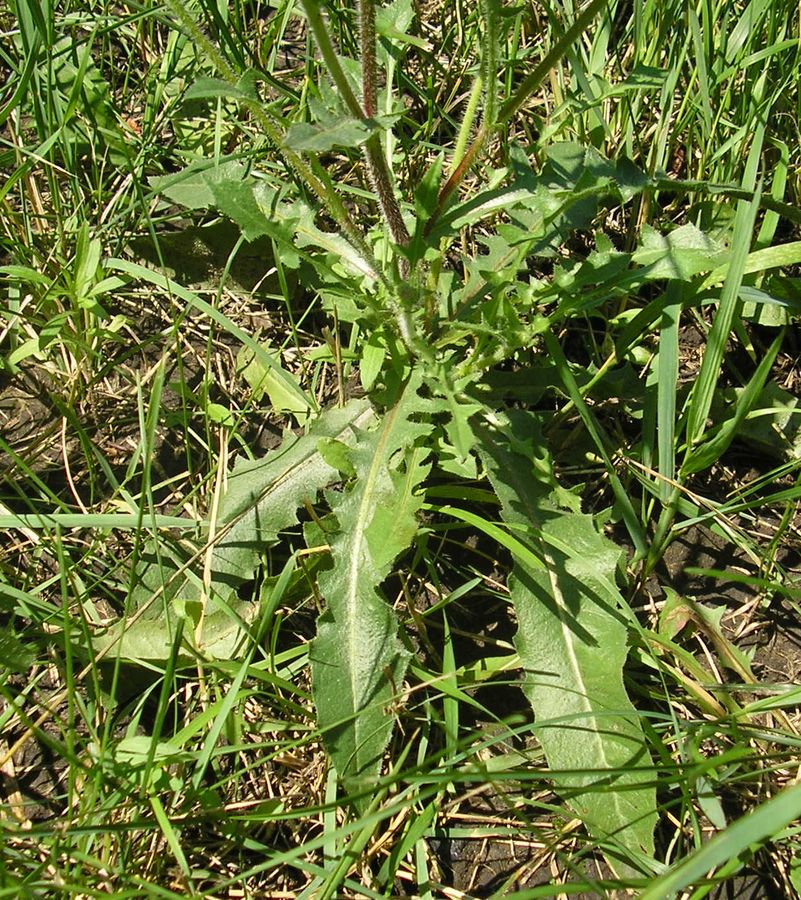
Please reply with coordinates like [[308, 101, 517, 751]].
[[2, 0, 801, 896]]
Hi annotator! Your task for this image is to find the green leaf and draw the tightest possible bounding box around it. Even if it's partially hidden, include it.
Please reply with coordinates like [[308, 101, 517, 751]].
[[376, 0, 426, 49], [633, 223, 728, 280], [427, 368, 482, 462], [316, 437, 356, 478], [310, 377, 433, 800], [205, 401, 235, 427], [209, 178, 294, 248], [107, 260, 313, 416], [683, 330, 784, 474], [639, 781, 801, 900], [721, 381, 801, 461], [295, 218, 377, 279], [92, 598, 258, 664], [238, 342, 310, 425], [92, 541, 258, 665], [0, 625, 36, 672], [150, 160, 247, 210], [184, 71, 259, 101], [156, 161, 306, 263], [212, 399, 376, 590], [359, 328, 387, 392], [93, 402, 375, 666], [478, 411, 656, 874], [284, 116, 376, 152]]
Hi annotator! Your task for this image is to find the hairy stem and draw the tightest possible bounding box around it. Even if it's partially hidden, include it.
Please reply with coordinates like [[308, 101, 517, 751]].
[[304, 0, 410, 246], [428, 0, 607, 232], [480, 0, 500, 133], [451, 75, 483, 177], [358, 0, 410, 246], [359, 0, 378, 117], [168, 0, 417, 350], [164, 0, 383, 287]]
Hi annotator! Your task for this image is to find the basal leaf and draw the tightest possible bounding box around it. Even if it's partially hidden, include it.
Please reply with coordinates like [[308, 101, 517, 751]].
[[310, 377, 433, 800], [212, 398, 376, 591], [478, 411, 656, 874], [92, 540, 258, 665], [92, 597, 259, 664]]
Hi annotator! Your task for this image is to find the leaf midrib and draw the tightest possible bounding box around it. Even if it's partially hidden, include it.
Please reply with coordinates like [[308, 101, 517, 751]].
[[536, 543, 636, 831], [345, 399, 403, 711]]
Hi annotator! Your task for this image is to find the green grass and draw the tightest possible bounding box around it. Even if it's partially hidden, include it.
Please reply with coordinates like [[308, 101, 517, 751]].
[[2, 0, 801, 895]]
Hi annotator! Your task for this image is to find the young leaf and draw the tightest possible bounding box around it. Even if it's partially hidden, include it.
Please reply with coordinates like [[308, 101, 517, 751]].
[[310, 377, 433, 801], [478, 411, 656, 874]]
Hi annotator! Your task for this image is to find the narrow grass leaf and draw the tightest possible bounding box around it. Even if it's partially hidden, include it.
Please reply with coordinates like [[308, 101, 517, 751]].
[[542, 327, 648, 558], [702, 239, 801, 288], [686, 127, 765, 447], [149, 795, 190, 878], [657, 283, 682, 501], [639, 780, 801, 900], [684, 330, 783, 474], [0, 514, 194, 530], [107, 259, 314, 417]]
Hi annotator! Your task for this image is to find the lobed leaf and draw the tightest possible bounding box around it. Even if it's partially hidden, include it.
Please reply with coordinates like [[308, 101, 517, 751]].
[[310, 377, 433, 800], [212, 399, 376, 591], [478, 411, 657, 874]]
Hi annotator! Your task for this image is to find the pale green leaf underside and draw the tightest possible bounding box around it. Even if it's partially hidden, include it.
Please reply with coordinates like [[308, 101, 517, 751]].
[[512, 527, 656, 864], [633, 222, 727, 280], [92, 597, 258, 663], [95, 401, 375, 665], [93, 541, 259, 664], [284, 116, 375, 152]]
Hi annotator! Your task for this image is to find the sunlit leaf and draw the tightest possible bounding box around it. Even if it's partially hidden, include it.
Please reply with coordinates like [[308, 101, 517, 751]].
[[479, 411, 656, 874], [310, 376, 433, 801]]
